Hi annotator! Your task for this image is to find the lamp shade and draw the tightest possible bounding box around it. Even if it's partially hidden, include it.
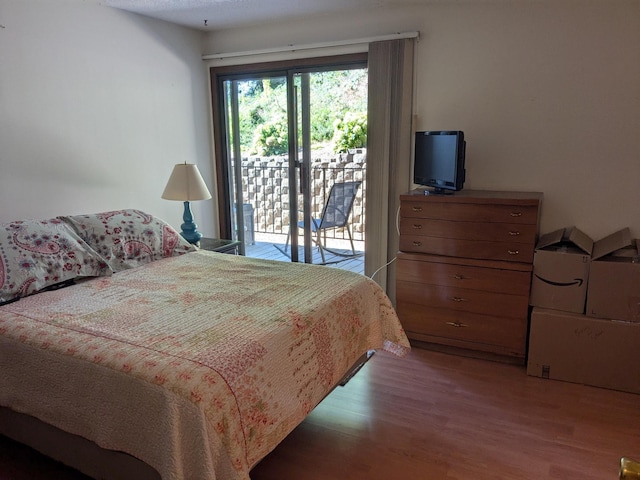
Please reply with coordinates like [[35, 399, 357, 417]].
[[161, 163, 212, 201]]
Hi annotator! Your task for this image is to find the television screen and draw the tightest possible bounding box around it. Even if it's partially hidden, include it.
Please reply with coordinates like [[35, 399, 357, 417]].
[[414, 131, 466, 193]]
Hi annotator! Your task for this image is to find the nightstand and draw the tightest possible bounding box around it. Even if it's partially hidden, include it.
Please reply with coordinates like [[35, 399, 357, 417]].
[[199, 238, 241, 255]]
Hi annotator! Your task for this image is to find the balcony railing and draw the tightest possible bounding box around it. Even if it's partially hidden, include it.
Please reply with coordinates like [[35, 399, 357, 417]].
[[237, 152, 366, 244]]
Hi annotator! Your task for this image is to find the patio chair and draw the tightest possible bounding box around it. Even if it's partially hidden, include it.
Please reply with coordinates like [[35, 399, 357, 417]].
[[285, 181, 362, 264]]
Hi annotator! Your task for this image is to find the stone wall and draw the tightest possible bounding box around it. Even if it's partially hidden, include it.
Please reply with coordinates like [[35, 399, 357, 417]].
[[240, 151, 366, 241]]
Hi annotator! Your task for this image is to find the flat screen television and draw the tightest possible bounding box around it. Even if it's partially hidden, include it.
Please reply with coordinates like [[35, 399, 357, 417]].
[[413, 130, 466, 194]]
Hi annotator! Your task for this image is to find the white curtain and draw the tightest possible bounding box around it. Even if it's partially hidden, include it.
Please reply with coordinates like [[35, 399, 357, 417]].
[[365, 38, 415, 303]]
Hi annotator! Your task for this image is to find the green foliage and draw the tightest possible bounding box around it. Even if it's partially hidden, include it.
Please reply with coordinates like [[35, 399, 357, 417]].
[[332, 112, 367, 153], [253, 120, 289, 156], [229, 69, 367, 156], [310, 107, 334, 143]]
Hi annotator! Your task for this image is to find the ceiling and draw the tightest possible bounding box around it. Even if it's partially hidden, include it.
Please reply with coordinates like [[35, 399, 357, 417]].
[[103, 0, 417, 32]]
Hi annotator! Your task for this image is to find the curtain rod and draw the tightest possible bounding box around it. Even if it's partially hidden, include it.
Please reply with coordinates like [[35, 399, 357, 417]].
[[202, 31, 419, 61]]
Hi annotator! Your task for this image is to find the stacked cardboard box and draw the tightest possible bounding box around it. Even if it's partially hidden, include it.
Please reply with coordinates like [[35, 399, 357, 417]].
[[529, 227, 593, 314], [527, 227, 640, 394], [587, 230, 640, 322]]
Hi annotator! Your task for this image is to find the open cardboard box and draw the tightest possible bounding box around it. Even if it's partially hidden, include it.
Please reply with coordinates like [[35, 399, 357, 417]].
[[586, 228, 640, 322], [529, 227, 593, 314], [527, 307, 640, 394]]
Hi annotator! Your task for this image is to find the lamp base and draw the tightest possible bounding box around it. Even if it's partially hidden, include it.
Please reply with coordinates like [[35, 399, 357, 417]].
[[180, 201, 202, 245]]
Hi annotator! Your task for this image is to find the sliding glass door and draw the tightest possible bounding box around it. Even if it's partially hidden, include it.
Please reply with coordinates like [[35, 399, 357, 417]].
[[213, 57, 367, 266]]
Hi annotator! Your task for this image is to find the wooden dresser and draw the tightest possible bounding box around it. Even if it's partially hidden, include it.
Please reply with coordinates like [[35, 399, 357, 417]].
[[396, 189, 542, 364]]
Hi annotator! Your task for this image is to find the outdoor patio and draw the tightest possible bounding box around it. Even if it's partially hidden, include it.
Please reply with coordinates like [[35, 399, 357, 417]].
[[244, 232, 365, 275], [235, 152, 367, 275]]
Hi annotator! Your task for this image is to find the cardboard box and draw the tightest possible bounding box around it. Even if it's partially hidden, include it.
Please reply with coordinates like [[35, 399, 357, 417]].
[[527, 307, 640, 394], [529, 227, 593, 313], [586, 228, 640, 322]]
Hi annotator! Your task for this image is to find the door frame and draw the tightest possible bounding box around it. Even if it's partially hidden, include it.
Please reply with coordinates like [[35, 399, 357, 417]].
[[209, 53, 368, 246]]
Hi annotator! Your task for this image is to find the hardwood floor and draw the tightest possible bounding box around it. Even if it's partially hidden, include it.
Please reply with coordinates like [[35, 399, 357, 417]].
[[2, 347, 638, 479], [251, 347, 639, 480]]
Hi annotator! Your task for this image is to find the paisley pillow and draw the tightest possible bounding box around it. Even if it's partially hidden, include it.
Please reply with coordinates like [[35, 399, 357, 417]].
[[0, 218, 112, 304], [60, 209, 196, 272]]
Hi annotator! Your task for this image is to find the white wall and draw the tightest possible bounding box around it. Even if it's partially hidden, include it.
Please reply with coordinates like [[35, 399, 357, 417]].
[[0, 0, 216, 237], [1, 1, 638, 242], [203, 0, 640, 241]]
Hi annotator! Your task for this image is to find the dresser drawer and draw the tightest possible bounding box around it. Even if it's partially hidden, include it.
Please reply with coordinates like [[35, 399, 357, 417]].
[[401, 201, 539, 225], [397, 280, 529, 319], [399, 235, 534, 263], [396, 256, 531, 296], [396, 190, 541, 363], [399, 218, 537, 245], [396, 303, 527, 354]]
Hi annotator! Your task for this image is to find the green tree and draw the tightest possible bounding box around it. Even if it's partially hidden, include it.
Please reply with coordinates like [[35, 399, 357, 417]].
[[253, 120, 289, 156], [332, 112, 367, 153], [233, 68, 367, 156]]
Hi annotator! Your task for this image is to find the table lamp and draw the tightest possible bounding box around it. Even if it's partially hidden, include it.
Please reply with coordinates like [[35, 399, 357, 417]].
[[161, 163, 212, 244]]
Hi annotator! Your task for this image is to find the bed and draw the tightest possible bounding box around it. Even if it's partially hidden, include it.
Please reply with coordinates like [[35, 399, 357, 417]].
[[0, 210, 410, 480]]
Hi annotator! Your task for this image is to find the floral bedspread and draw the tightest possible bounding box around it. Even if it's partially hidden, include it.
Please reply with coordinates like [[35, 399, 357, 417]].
[[0, 250, 409, 480]]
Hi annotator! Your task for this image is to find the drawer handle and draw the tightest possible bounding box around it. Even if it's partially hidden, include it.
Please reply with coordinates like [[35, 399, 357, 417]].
[[508, 250, 520, 255], [412, 241, 422, 246], [510, 212, 523, 217], [450, 297, 467, 302], [508, 231, 520, 236], [450, 274, 466, 280], [412, 206, 423, 212], [412, 224, 423, 230], [446, 321, 468, 328]]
